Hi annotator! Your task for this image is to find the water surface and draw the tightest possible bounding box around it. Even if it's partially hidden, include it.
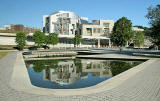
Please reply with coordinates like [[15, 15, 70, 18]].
[[25, 59, 142, 89]]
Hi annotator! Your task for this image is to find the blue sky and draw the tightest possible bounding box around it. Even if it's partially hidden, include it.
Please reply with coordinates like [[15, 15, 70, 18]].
[[0, 0, 159, 29]]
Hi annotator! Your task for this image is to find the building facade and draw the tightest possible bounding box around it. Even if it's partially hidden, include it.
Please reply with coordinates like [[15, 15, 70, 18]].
[[132, 27, 144, 32], [43, 11, 114, 48]]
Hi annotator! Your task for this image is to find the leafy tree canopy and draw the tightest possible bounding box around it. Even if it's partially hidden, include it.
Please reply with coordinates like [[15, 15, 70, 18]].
[[33, 60, 45, 72], [15, 32, 27, 50], [33, 31, 45, 47], [111, 17, 133, 47], [74, 34, 82, 47], [133, 31, 144, 47], [45, 33, 59, 46], [146, 4, 160, 45]]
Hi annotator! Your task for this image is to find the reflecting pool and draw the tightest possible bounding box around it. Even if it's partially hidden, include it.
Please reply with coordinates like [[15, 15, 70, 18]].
[[25, 59, 143, 89]]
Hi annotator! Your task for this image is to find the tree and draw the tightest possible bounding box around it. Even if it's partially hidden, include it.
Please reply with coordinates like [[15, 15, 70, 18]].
[[111, 17, 133, 47], [33, 60, 45, 72], [133, 31, 144, 47], [46, 33, 59, 47], [74, 59, 82, 73], [33, 31, 45, 47], [15, 32, 27, 50], [74, 34, 82, 47], [146, 4, 160, 45]]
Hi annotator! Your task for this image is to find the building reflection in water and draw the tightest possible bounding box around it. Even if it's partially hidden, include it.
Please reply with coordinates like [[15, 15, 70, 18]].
[[43, 59, 112, 85]]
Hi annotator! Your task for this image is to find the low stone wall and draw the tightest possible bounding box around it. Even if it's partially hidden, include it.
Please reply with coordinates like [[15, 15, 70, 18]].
[[24, 51, 77, 58], [0, 36, 17, 45], [24, 57, 75, 61], [0, 33, 34, 45]]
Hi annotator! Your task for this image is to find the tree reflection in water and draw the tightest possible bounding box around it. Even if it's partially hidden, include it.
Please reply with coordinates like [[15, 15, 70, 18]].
[[26, 59, 59, 72], [110, 61, 142, 76]]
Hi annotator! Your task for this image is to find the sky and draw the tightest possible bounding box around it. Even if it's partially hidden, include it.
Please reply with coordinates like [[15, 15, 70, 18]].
[[0, 0, 159, 29]]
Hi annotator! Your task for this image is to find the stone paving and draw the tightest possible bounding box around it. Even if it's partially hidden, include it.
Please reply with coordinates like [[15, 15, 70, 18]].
[[0, 52, 160, 101]]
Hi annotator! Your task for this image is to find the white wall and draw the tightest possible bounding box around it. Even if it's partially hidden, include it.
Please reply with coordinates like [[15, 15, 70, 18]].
[[0, 33, 94, 47], [0, 36, 35, 45], [0, 37, 17, 45]]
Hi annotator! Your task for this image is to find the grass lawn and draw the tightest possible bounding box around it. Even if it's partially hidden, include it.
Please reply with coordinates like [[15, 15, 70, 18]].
[[0, 52, 8, 59]]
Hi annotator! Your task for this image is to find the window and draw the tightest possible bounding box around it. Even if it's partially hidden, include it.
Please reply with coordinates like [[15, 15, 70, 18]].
[[103, 23, 109, 29], [104, 28, 110, 35], [72, 24, 75, 29], [71, 29, 74, 34], [97, 28, 101, 33], [93, 28, 96, 33], [86, 28, 92, 35], [56, 13, 69, 17], [93, 28, 101, 33], [46, 17, 50, 23]]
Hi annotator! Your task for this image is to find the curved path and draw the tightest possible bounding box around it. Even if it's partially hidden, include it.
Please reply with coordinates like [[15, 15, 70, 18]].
[[0, 52, 160, 101]]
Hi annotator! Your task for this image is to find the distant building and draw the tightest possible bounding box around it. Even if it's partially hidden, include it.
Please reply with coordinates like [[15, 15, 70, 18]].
[[132, 27, 144, 32], [0, 24, 41, 34], [24, 26, 41, 33], [12, 24, 24, 32], [43, 11, 114, 47], [4, 24, 14, 30], [131, 27, 152, 48]]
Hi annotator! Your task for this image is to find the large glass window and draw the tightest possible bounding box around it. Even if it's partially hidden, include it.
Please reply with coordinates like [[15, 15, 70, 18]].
[[56, 13, 69, 17]]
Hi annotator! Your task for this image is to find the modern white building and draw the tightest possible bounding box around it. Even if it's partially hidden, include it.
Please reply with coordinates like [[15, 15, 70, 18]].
[[43, 11, 82, 35], [80, 20, 114, 47], [43, 11, 114, 48]]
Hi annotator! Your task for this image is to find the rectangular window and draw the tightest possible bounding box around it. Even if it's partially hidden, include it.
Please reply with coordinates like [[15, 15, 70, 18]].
[[104, 28, 110, 35], [97, 28, 100, 33], [72, 24, 75, 29], [93, 28, 101, 33], [93, 28, 96, 33], [103, 23, 109, 29], [71, 29, 74, 34], [86, 28, 92, 35]]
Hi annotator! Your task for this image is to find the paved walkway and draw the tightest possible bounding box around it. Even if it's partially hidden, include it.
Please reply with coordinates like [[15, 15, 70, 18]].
[[0, 52, 160, 101]]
